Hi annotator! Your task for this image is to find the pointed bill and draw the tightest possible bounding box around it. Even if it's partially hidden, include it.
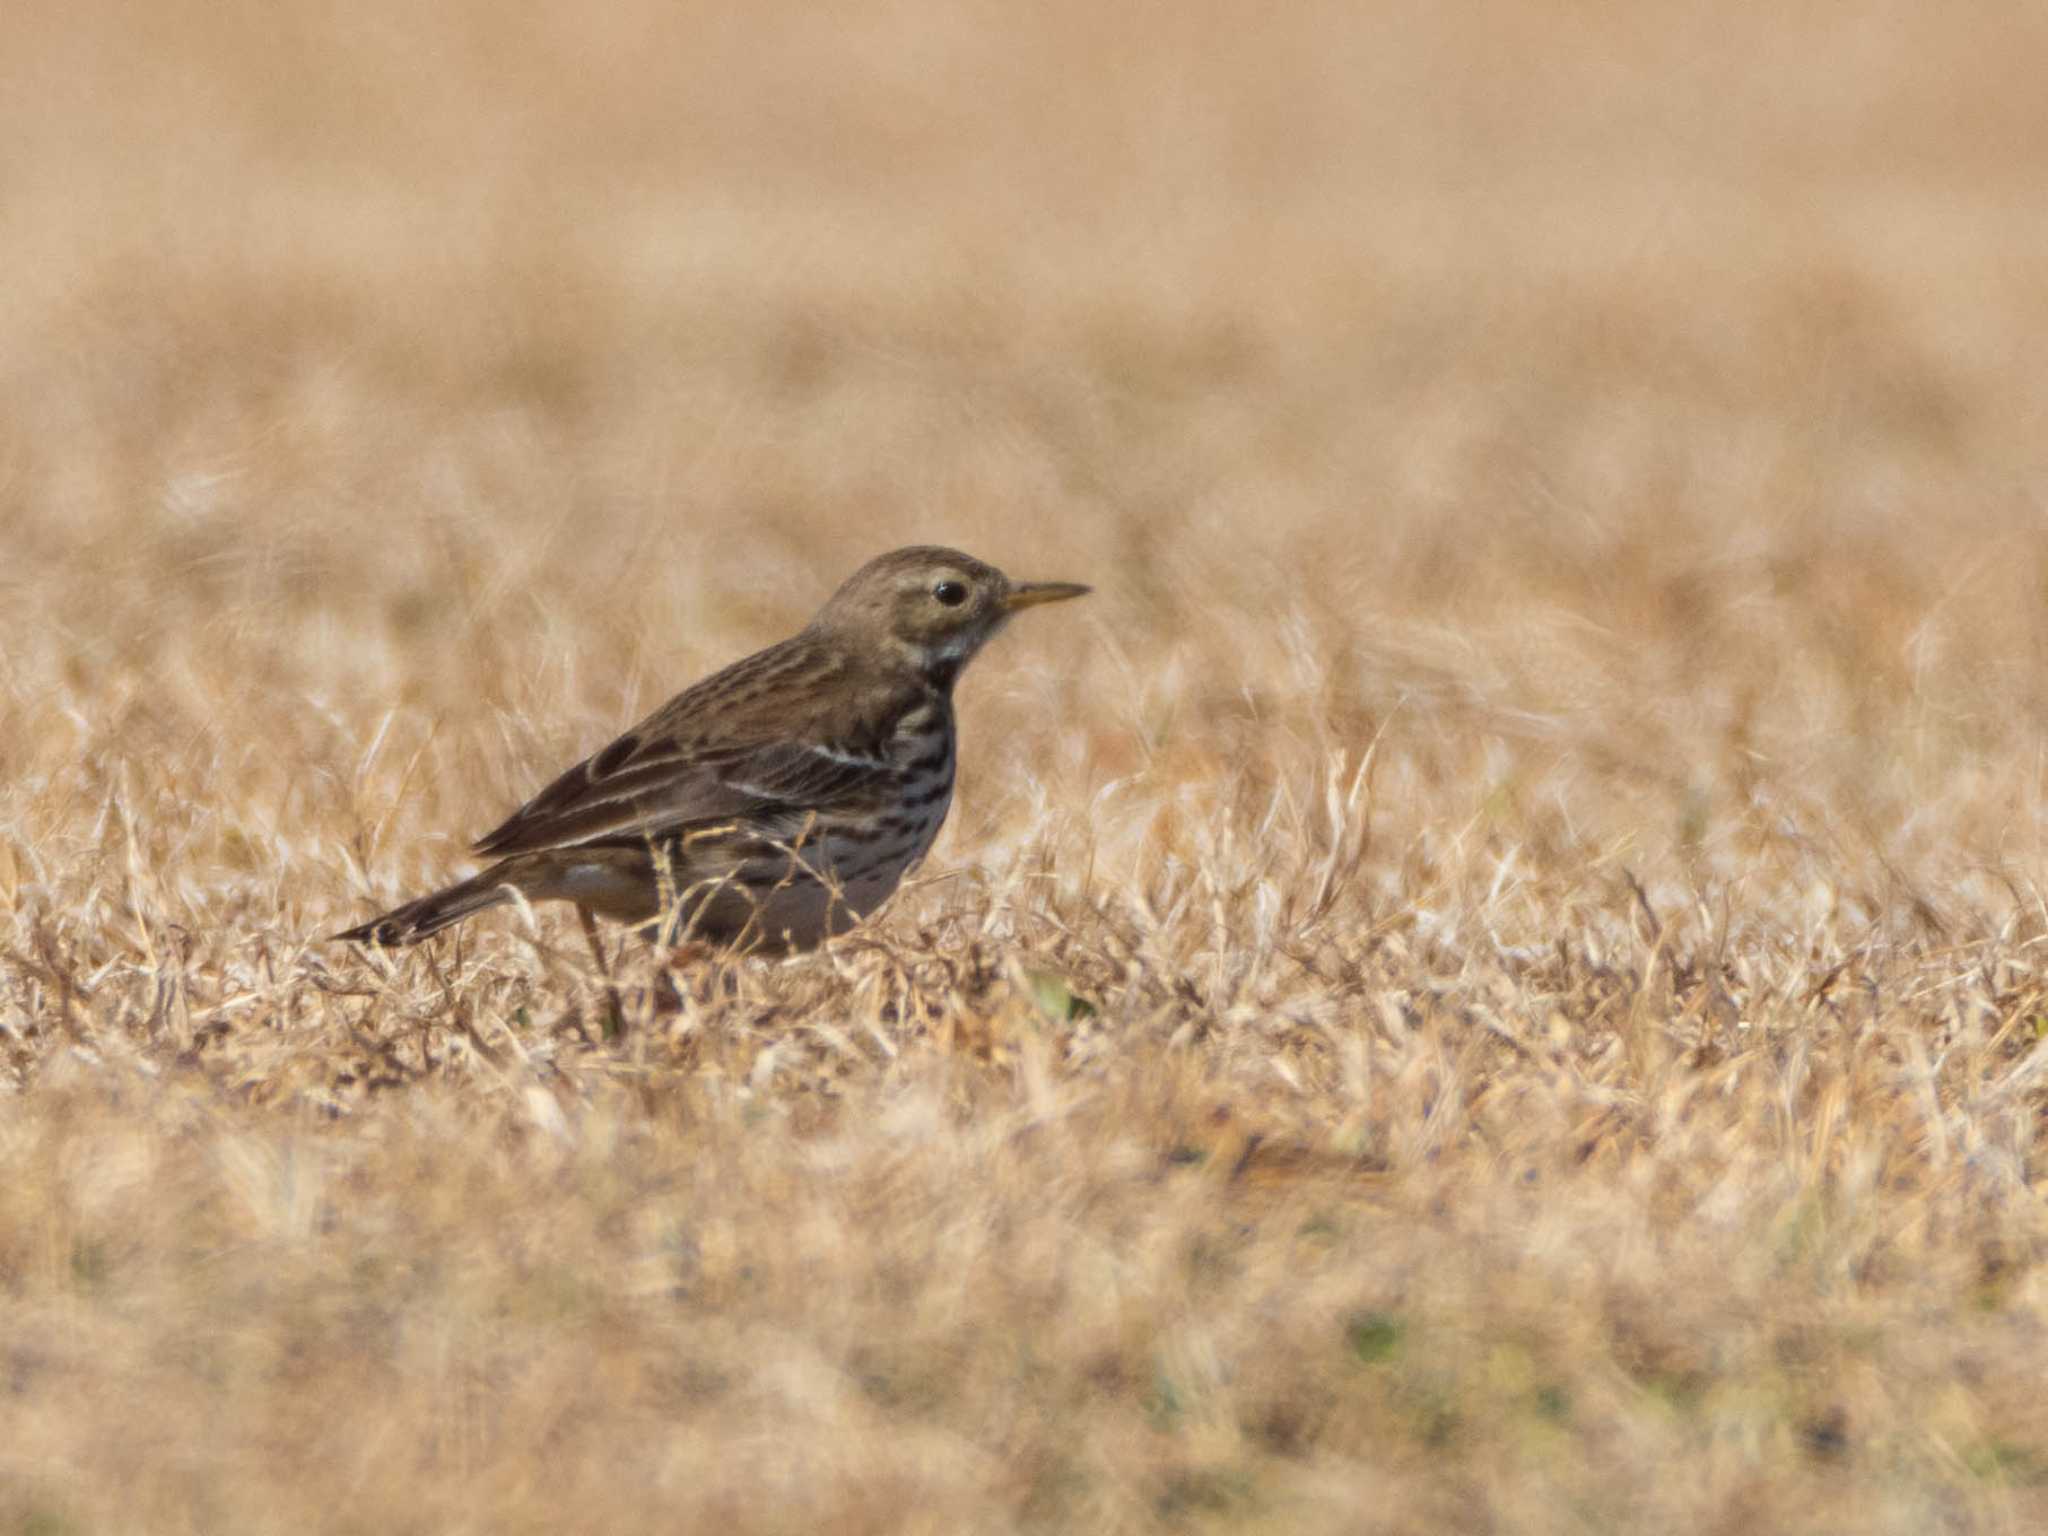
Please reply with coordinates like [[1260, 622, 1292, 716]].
[[1001, 581, 1092, 612]]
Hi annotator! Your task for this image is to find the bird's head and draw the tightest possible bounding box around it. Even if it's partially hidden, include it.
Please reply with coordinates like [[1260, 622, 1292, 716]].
[[811, 545, 1090, 689]]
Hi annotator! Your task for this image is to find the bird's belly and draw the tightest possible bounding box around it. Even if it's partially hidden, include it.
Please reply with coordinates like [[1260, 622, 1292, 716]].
[[811, 799, 948, 910], [657, 799, 947, 951], [750, 870, 893, 946]]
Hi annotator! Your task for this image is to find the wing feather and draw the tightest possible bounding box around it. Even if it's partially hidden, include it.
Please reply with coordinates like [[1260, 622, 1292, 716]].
[[470, 634, 921, 858], [473, 734, 899, 858]]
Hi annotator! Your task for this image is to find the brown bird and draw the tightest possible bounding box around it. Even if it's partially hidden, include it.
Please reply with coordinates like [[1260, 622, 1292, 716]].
[[334, 546, 1089, 952]]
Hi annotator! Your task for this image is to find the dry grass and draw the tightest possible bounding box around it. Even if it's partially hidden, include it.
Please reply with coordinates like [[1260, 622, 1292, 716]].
[[6, 1, 2048, 1529]]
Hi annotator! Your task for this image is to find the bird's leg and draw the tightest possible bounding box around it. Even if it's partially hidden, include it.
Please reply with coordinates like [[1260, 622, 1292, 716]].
[[577, 906, 626, 1039]]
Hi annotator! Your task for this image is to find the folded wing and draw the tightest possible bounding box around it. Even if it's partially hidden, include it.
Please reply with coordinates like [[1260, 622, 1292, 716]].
[[472, 731, 899, 858]]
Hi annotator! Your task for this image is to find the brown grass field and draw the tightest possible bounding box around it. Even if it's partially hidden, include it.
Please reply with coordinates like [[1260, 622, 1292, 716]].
[[7, 2, 2048, 1529]]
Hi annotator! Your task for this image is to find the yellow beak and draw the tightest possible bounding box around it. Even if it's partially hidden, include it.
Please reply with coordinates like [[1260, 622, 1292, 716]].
[[1001, 581, 1092, 612]]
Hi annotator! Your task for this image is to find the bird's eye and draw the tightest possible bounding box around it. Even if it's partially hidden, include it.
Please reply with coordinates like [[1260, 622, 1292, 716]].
[[932, 580, 968, 607]]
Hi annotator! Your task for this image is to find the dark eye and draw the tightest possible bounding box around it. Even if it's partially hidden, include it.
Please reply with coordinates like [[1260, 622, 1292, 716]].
[[932, 580, 967, 607]]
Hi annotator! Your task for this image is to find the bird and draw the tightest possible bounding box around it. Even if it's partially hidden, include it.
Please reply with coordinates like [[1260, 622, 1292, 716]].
[[333, 545, 1089, 953]]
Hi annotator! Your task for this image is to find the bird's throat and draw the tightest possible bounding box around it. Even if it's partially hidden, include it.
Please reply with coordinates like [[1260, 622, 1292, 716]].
[[922, 651, 965, 693]]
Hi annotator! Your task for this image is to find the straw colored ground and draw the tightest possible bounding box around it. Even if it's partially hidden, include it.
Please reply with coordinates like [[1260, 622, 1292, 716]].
[[6, 2, 2048, 1530]]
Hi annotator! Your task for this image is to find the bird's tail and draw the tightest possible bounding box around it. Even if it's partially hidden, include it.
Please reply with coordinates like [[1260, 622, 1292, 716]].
[[330, 865, 519, 947]]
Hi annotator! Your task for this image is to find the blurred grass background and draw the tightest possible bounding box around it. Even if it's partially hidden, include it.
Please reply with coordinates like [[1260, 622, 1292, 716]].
[[5, 2, 2048, 1530]]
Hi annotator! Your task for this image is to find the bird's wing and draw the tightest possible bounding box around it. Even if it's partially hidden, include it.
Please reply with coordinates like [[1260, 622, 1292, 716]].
[[471, 729, 900, 858]]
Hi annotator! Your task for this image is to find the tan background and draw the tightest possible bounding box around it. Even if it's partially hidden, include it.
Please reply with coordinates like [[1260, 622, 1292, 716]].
[[4, 2, 2048, 1529]]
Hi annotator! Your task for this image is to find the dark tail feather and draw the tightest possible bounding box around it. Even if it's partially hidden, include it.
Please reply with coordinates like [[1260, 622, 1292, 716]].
[[330, 867, 518, 946]]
